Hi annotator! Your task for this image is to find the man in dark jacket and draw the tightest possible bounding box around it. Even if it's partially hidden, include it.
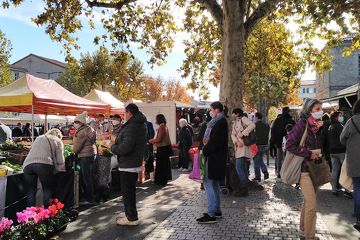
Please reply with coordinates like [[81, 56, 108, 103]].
[[12, 123, 23, 139], [144, 120, 155, 178], [111, 103, 147, 226], [253, 112, 270, 181], [178, 119, 192, 171], [271, 107, 295, 177], [197, 111, 211, 150], [197, 101, 228, 224]]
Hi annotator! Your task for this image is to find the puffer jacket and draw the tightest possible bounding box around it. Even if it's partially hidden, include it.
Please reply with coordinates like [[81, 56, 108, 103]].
[[111, 112, 147, 169], [73, 125, 97, 158]]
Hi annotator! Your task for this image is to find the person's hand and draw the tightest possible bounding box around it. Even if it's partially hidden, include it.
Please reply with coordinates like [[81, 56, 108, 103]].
[[310, 150, 319, 160], [149, 139, 154, 144], [238, 133, 244, 138], [316, 120, 324, 128]]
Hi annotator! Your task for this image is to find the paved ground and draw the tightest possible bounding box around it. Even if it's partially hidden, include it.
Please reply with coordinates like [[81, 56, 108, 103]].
[[59, 159, 360, 240]]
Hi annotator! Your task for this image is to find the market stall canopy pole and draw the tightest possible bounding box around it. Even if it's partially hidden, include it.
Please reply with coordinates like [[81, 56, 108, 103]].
[[0, 74, 111, 116]]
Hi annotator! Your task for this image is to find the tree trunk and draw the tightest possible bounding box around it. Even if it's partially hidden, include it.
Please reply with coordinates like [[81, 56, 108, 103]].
[[220, 0, 246, 112]]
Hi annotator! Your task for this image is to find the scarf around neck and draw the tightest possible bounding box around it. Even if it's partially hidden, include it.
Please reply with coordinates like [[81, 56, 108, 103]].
[[204, 113, 225, 143], [307, 115, 319, 133]]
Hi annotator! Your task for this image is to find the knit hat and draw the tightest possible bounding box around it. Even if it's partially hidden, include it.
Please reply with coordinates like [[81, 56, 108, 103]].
[[74, 111, 88, 125]]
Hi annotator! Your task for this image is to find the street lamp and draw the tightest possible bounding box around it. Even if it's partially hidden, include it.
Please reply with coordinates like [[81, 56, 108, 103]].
[[36, 71, 63, 79]]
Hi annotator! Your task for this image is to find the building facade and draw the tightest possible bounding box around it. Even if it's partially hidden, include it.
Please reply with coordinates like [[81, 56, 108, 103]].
[[11, 54, 66, 80], [299, 80, 317, 102], [316, 38, 360, 99], [9, 65, 27, 81]]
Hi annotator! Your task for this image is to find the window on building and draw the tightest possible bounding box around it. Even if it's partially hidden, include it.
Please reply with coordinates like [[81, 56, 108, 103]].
[[314, 88, 316, 93], [14, 72, 19, 80], [306, 88, 310, 93], [302, 88, 306, 93]]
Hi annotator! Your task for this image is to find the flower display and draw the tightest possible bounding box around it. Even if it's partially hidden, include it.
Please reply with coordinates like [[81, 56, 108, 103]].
[[0, 199, 69, 240]]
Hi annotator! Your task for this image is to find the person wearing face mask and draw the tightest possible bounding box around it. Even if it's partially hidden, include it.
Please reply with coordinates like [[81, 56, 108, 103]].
[[327, 111, 352, 198], [73, 111, 97, 205], [177, 118, 192, 172], [230, 108, 256, 197], [286, 98, 324, 240], [196, 101, 228, 224], [110, 114, 122, 137]]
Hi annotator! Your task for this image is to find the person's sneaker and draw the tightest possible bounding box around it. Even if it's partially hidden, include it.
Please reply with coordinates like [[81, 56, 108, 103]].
[[196, 214, 217, 224], [116, 217, 139, 226], [332, 191, 339, 197], [344, 191, 353, 199], [202, 212, 222, 218], [252, 178, 261, 182], [295, 183, 301, 190], [354, 221, 360, 232], [264, 172, 269, 180]]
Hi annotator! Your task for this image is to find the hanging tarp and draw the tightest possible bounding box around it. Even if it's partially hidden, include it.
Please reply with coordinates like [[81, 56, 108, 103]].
[[84, 89, 124, 114], [0, 74, 110, 115]]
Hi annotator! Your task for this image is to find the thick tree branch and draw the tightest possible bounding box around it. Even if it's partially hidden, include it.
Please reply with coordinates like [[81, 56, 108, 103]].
[[244, 0, 280, 39], [85, 0, 137, 9], [196, 0, 223, 31]]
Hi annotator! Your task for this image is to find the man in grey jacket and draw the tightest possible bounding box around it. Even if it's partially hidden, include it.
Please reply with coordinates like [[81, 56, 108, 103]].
[[111, 103, 147, 226]]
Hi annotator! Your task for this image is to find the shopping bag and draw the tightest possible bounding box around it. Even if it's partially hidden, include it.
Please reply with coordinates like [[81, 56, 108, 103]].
[[280, 124, 308, 185], [308, 158, 332, 187], [189, 153, 200, 180], [250, 144, 259, 156], [340, 157, 353, 191]]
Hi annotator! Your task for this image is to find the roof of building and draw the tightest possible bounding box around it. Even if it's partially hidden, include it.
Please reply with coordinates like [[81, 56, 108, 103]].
[[337, 83, 359, 95], [300, 80, 316, 86], [12, 53, 66, 69], [9, 64, 28, 72]]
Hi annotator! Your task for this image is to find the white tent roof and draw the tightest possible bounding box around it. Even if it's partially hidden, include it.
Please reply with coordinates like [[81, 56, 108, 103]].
[[84, 90, 124, 111]]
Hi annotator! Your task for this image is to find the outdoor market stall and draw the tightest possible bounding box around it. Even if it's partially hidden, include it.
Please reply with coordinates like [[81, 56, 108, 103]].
[[0, 74, 111, 220]]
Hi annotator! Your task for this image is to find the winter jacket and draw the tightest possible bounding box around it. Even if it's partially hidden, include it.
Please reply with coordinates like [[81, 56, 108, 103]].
[[272, 114, 295, 148], [203, 117, 228, 181], [255, 120, 270, 146], [73, 125, 97, 158], [23, 135, 65, 172], [321, 120, 331, 160], [340, 114, 360, 177], [327, 122, 346, 154], [231, 117, 256, 159], [178, 126, 192, 150], [111, 112, 147, 169], [286, 119, 322, 172]]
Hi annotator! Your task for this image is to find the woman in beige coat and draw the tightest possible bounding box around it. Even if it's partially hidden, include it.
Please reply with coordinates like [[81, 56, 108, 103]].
[[231, 108, 255, 197]]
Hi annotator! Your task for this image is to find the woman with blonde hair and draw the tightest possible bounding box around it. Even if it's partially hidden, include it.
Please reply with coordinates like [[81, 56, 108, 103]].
[[23, 128, 65, 207]]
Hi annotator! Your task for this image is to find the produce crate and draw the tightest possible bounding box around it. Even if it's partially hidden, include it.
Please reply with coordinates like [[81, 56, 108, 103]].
[[7, 149, 29, 165]]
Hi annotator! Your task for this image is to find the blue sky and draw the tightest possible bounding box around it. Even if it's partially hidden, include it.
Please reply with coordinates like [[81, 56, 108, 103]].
[[0, 2, 315, 101]]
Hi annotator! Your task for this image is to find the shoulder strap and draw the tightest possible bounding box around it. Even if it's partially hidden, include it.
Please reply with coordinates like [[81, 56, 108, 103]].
[[45, 135, 56, 167], [351, 118, 360, 135], [299, 123, 308, 147]]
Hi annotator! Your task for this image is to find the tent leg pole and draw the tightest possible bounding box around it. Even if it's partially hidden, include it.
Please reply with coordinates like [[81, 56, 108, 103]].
[[31, 104, 34, 142], [45, 114, 48, 132]]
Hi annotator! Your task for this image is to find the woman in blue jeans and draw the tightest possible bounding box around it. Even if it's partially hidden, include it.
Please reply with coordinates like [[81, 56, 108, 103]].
[[231, 108, 255, 197], [196, 101, 228, 224], [340, 100, 360, 231], [23, 129, 65, 207]]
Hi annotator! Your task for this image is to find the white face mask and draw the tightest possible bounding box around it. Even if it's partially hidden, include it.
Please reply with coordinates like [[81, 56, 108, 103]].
[[311, 111, 323, 120], [111, 120, 121, 126], [74, 123, 81, 129]]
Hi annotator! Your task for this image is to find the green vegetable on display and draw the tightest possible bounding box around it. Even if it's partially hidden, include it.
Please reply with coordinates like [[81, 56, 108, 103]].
[[0, 140, 24, 151], [63, 144, 73, 158], [1, 161, 23, 173]]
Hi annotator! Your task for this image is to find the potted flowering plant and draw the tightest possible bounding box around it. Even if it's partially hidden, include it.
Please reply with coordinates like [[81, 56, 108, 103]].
[[0, 199, 69, 240]]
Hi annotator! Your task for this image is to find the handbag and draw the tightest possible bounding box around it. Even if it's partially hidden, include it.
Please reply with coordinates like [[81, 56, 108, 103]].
[[339, 157, 353, 191], [308, 157, 332, 187], [280, 124, 308, 185], [239, 119, 256, 146]]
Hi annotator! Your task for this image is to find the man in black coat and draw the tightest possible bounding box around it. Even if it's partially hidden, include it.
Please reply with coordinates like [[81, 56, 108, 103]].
[[12, 123, 23, 139], [196, 101, 228, 224], [111, 103, 147, 226], [271, 107, 295, 178], [178, 119, 192, 171], [253, 112, 270, 181]]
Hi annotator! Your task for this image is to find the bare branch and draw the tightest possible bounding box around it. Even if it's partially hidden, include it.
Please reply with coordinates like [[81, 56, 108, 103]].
[[85, 0, 137, 9], [244, 0, 280, 39], [196, 0, 223, 31]]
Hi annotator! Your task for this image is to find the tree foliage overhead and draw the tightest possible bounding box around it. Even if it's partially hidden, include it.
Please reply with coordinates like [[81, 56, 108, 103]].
[[2, 0, 359, 103], [0, 29, 12, 87]]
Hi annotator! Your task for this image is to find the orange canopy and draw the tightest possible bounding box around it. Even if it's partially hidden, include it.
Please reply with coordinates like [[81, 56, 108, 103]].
[[0, 74, 111, 116]]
